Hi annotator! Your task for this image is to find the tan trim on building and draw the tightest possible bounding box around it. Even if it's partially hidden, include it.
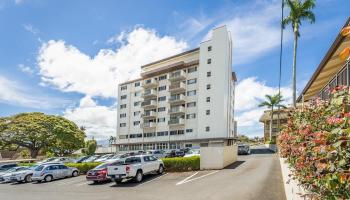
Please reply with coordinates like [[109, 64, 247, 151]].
[[141, 60, 199, 78], [116, 137, 236, 145], [119, 77, 143, 86]]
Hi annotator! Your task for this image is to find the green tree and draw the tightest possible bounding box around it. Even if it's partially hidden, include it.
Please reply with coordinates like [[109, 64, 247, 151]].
[[83, 139, 97, 156], [259, 94, 286, 141], [0, 112, 85, 158], [283, 0, 316, 107]]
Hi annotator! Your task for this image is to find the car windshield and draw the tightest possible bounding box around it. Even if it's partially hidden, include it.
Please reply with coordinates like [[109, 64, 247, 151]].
[[34, 165, 44, 171], [94, 163, 109, 170], [41, 158, 56, 162], [29, 165, 39, 170]]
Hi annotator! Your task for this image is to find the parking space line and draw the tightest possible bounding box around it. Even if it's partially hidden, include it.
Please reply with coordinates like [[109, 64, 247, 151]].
[[75, 182, 89, 187], [175, 172, 198, 185], [57, 178, 84, 186], [138, 173, 168, 186], [176, 171, 219, 186]]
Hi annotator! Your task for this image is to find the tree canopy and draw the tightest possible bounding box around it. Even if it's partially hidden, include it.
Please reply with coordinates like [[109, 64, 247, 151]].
[[0, 112, 85, 158]]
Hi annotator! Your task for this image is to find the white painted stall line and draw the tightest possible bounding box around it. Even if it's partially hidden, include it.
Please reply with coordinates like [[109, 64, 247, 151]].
[[175, 172, 198, 186], [176, 171, 219, 186]]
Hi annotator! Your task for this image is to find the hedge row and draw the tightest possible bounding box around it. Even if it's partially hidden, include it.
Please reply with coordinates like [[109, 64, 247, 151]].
[[161, 156, 200, 172], [66, 162, 102, 174]]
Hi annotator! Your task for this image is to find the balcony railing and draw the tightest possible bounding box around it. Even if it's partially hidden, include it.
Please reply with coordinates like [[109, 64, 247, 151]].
[[169, 71, 186, 82], [141, 79, 158, 88], [169, 94, 185, 104], [169, 82, 186, 93], [142, 89, 157, 98], [142, 111, 156, 118], [142, 122, 156, 128], [168, 118, 184, 125], [141, 100, 157, 108], [168, 106, 185, 114]]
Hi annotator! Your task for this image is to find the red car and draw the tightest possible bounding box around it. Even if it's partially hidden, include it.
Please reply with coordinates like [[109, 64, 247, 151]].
[[86, 163, 110, 183]]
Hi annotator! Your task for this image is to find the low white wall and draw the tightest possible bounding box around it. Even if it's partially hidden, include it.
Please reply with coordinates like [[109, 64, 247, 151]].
[[280, 157, 306, 200], [200, 144, 237, 170]]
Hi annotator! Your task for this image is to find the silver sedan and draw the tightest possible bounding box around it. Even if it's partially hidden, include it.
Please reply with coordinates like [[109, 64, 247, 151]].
[[32, 164, 79, 182]]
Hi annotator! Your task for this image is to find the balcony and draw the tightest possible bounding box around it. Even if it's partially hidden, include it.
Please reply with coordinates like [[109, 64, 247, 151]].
[[168, 118, 185, 126], [142, 122, 156, 129], [169, 82, 186, 93], [169, 71, 186, 82], [168, 106, 185, 115], [141, 100, 157, 109], [142, 111, 156, 119], [142, 89, 157, 99], [141, 79, 158, 88], [169, 94, 185, 105]]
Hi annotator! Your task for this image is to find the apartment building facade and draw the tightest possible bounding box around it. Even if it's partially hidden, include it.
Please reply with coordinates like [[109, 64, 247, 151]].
[[116, 26, 237, 152]]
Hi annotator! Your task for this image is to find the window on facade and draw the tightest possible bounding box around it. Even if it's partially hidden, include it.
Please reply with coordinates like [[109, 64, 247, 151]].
[[207, 71, 211, 77], [178, 130, 184, 135], [187, 90, 196, 96], [130, 133, 142, 138], [158, 107, 166, 112], [120, 123, 126, 127], [134, 111, 140, 116], [206, 110, 210, 115], [120, 104, 126, 109], [187, 67, 197, 73], [187, 102, 196, 107], [186, 129, 193, 133], [157, 143, 168, 150], [206, 126, 210, 132], [208, 46, 212, 51], [170, 131, 177, 135], [133, 121, 140, 126], [206, 84, 211, 90], [185, 144, 193, 148], [144, 132, 156, 138], [119, 135, 128, 139], [121, 95, 127, 100], [157, 118, 165, 123], [206, 97, 210, 102], [158, 85, 166, 91], [158, 96, 166, 101], [134, 82, 140, 87], [159, 75, 167, 80], [134, 92, 141, 97], [157, 131, 168, 136], [120, 113, 126, 118], [134, 101, 141, 106], [186, 113, 196, 119], [121, 85, 127, 90], [187, 78, 197, 85], [207, 59, 211, 64]]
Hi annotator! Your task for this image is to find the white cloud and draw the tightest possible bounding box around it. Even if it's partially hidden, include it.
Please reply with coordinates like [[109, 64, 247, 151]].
[[23, 24, 39, 35], [235, 77, 292, 137], [63, 96, 117, 140], [0, 75, 70, 109], [18, 64, 34, 75], [37, 27, 188, 98]]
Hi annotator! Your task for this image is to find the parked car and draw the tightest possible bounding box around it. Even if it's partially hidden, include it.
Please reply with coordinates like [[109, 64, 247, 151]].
[[49, 157, 76, 164], [32, 164, 79, 182], [0, 166, 28, 183], [184, 149, 200, 158], [8, 165, 37, 183], [83, 155, 101, 163], [104, 154, 125, 163], [94, 154, 114, 162], [147, 150, 166, 158], [75, 156, 91, 163], [86, 162, 113, 183], [0, 163, 18, 172], [238, 144, 251, 155], [37, 157, 57, 164], [165, 150, 185, 158], [107, 155, 164, 184]]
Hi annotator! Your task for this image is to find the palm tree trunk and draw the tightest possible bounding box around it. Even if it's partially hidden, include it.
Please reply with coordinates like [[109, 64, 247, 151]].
[[269, 107, 274, 141], [292, 30, 298, 107]]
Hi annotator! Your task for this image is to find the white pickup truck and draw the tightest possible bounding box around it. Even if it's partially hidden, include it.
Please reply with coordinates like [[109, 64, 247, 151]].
[[107, 155, 164, 183]]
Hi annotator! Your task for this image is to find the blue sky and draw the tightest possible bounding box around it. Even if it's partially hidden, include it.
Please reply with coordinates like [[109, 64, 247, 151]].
[[0, 0, 349, 141]]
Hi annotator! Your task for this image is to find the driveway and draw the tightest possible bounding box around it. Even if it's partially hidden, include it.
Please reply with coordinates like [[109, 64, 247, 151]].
[[0, 146, 286, 200]]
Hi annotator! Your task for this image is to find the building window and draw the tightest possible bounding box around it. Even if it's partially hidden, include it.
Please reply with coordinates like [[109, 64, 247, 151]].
[[121, 95, 127, 100], [178, 130, 184, 135], [206, 97, 210, 102], [208, 46, 212, 51], [187, 90, 196, 96], [120, 104, 126, 109], [159, 75, 167, 80], [187, 67, 197, 73], [206, 110, 210, 115], [206, 126, 210, 132], [134, 111, 140, 116], [186, 113, 196, 119], [157, 118, 165, 123], [157, 143, 168, 150], [187, 102, 196, 107], [158, 107, 166, 112], [120, 113, 126, 118], [134, 82, 140, 87], [130, 133, 142, 138], [170, 130, 177, 135], [134, 91, 141, 97], [134, 101, 141, 106], [134, 121, 140, 126], [144, 132, 156, 138], [158, 85, 166, 91], [119, 135, 128, 139], [157, 131, 168, 136], [187, 78, 197, 85], [158, 96, 166, 101], [120, 123, 126, 127], [121, 85, 127, 90], [206, 84, 211, 90], [186, 129, 193, 133], [207, 59, 211, 64], [207, 71, 211, 77], [185, 144, 193, 148]]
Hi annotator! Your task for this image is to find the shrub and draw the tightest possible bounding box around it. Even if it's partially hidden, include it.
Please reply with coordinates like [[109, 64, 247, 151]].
[[161, 156, 200, 172], [278, 86, 350, 200], [66, 162, 101, 174]]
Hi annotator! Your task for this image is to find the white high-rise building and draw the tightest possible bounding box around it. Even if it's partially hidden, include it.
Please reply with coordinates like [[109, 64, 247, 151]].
[[116, 26, 237, 152]]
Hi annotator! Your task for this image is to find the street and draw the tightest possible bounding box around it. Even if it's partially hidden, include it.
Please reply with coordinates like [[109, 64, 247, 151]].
[[0, 146, 286, 200]]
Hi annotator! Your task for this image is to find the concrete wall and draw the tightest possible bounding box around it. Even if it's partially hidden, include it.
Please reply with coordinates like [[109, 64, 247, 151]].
[[280, 158, 306, 200], [200, 144, 237, 170]]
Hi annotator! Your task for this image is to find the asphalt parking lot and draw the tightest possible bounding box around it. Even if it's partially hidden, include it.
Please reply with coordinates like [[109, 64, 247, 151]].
[[0, 146, 286, 200]]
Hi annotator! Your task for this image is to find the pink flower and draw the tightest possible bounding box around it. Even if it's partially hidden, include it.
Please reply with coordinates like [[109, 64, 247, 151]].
[[326, 116, 343, 125]]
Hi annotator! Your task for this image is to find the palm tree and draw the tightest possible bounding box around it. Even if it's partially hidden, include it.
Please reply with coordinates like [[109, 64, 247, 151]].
[[259, 94, 286, 141], [283, 0, 316, 107]]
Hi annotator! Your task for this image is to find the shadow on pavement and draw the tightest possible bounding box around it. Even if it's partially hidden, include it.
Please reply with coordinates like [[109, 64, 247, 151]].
[[250, 148, 275, 154], [224, 161, 245, 169], [110, 173, 163, 188]]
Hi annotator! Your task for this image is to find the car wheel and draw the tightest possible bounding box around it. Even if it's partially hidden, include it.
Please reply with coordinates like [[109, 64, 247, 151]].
[[114, 179, 122, 184], [157, 165, 164, 174], [72, 171, 78, 177], [93, 180, 99, 184], [44, 175, 53, 182], [134, 170, 143, 183], [24, 175, 32, 183]]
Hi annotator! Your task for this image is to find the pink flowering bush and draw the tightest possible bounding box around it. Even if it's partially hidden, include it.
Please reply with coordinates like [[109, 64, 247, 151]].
[[278, 86, 350, 200]]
